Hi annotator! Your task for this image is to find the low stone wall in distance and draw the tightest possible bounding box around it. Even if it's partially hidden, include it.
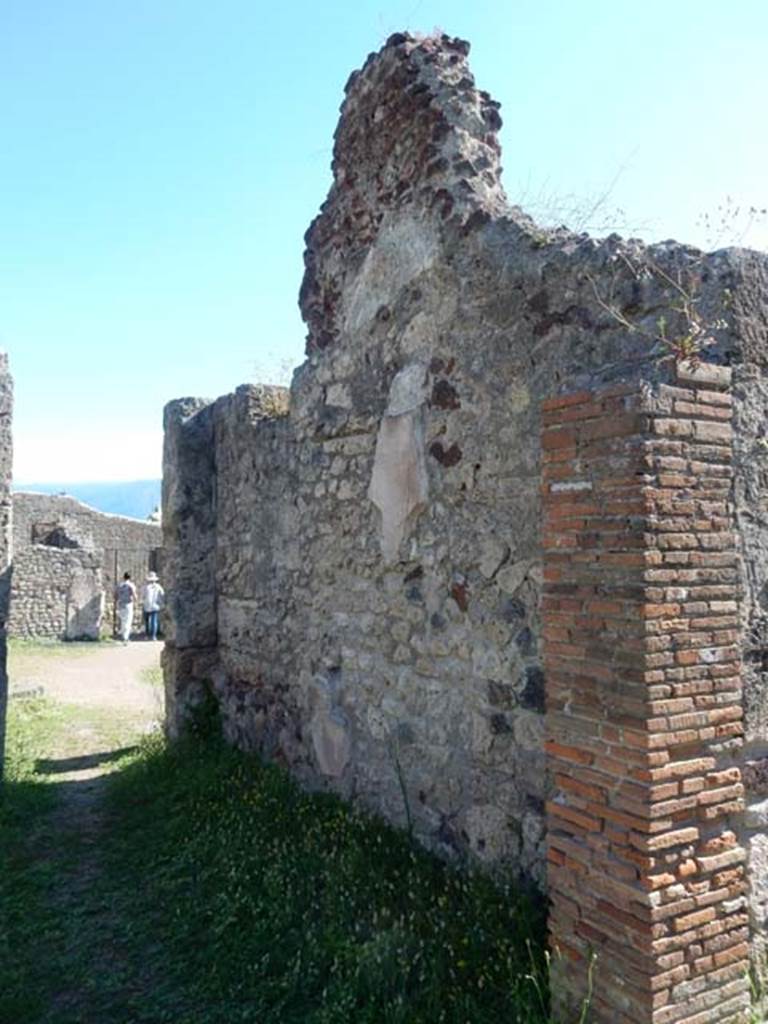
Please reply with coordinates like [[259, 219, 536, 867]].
[[8, 546, 103, 640], [10, 492, 162, 639]]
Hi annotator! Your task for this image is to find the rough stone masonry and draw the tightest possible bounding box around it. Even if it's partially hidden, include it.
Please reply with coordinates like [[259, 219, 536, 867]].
[[162, 33, 768, 1024], [0, 355, 12, 779]]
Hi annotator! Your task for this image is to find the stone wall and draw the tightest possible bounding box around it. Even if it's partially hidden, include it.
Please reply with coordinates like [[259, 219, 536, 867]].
[[10, 492, 162, 639], [0, 354, 12, 778], [8, 546, 103, 640], [162, 33, 768, 1023]]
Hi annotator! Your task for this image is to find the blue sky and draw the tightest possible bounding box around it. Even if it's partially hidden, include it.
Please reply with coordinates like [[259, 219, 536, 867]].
[[2, 0, 766, 482]]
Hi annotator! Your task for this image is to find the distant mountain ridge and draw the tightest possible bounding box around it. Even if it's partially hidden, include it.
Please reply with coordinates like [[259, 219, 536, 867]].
[[13, 480, 162, 521]]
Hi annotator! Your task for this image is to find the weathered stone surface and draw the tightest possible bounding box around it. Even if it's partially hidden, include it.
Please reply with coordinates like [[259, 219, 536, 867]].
[[744, 756, 768, 794], [65, 561, 104, 640], [495, 559, 533, 595], [0, 354, 11, 780], [162, 644, 219, 740], [745, 797, 768, 829], [8, 546, 104, 641], [12, 492, 161, 560], [162, 399, 217, 650]]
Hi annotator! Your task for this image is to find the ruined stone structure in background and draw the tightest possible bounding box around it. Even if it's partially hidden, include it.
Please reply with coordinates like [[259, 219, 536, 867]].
[[163, 33, 768, 1024], [0, 355, 12, 778], [10, 492, 162, 640]]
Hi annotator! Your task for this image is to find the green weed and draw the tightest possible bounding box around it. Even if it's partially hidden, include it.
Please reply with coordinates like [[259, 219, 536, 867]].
[[1, 714, 551, 1023], [139, 664, 163, 688], [8, 637, 106, 657], [99, 733, 550, 1023]]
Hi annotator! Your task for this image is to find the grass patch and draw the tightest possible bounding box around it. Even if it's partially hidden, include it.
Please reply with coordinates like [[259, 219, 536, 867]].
[[103, 734, 550, 1023], [2, 695, 63, 804], [1, 712, 551, 1023], [139, 664, 163, 688], [8, 638, 110, 668], [43, 701, 151, 763], [1, 698, 71, 1021]]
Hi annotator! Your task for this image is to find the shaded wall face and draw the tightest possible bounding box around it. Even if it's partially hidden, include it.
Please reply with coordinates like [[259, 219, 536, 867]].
[[729, 294, 768, 977], [161, 397, 218, 735], [0, 357, 11, 780]]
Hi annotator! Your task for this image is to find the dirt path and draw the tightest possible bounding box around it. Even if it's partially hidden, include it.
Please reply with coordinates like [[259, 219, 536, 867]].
[[9, 637, 163, 803], [6, 641, 167, 1022], [10, 639, 163, 712]]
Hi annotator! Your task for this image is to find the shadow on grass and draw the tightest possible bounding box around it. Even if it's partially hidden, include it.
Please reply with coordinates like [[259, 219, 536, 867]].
[[2, 734, 551, 1024], [35, 746, 139, 774]]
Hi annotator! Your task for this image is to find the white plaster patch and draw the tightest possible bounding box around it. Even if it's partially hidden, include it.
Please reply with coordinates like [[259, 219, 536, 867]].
[[550, 480, 593, 493], [368, 367, 430, 563], [344, 216, 439, 332], [385, 363, 429, 417], [368, 410, 428, 562], [65, 565, 104, 640], [311, 708, 351, 778]]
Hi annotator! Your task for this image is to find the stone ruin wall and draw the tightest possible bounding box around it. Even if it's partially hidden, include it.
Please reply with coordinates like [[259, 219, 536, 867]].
[[0, 354, 11, 777], [8, 546, 104, 641], [10, 492, 162, 639], [163, 34, 768, 1024]]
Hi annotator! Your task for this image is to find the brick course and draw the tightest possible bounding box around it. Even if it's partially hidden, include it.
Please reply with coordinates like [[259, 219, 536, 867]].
[[543, 365, 751, 1024]]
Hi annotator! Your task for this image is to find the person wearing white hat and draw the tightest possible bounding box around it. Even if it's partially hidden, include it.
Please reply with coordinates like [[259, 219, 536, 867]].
[[141, 571, 165, 641]]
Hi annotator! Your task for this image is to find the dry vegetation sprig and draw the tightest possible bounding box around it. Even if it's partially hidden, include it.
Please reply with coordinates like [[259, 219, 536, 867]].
[[585, 249, 728, 369]]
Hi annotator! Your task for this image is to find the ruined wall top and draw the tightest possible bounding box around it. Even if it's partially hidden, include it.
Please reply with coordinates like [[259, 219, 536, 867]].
[[12, 492, 162, 555], [300, 33, 509, 354]]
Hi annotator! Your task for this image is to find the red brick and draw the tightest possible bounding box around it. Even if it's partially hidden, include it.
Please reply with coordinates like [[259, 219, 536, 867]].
[[542, 378, 747, 1024], [542, 390, 594, 412]]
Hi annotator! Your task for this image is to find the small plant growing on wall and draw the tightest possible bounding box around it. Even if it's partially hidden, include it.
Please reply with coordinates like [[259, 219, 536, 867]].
[[586, 248, 728, 369]]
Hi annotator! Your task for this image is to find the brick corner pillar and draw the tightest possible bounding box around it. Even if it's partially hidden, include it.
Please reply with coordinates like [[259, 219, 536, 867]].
[[542, 366, 751, 1024]]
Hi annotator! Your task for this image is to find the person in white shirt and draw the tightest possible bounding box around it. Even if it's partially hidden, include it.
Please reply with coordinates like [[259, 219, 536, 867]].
[[115, 572, 137, 644], [141, 571, 165, 641]]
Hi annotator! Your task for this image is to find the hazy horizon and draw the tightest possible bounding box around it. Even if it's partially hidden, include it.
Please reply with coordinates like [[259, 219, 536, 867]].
[[12, 478, 162, 520]]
